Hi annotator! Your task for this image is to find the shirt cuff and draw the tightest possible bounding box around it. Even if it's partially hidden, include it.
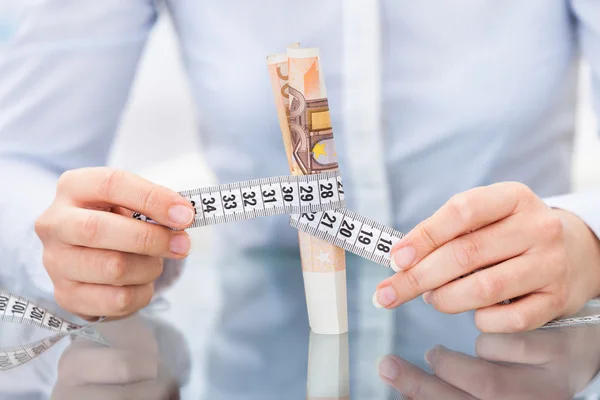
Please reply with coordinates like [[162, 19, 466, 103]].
[[543, 190, 600, 241]]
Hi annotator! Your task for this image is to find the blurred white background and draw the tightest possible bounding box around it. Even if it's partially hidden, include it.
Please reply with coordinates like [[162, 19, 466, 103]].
[[110, 14, 600, 194]]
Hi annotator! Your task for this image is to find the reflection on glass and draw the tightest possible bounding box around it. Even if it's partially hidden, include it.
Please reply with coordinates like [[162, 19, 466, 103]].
[[306, 331, 349, 400], [379, 325, 600, 399], [51, 314, 190, 400]]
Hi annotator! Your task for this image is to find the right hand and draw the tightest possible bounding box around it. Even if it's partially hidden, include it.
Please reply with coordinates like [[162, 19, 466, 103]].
[[35, 167, 195, 319]]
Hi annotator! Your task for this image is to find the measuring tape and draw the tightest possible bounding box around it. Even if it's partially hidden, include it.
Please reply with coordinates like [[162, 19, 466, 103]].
[[0, 291, 107, 371], [133, 170, 405, 269], [1, 170, 599, 370]]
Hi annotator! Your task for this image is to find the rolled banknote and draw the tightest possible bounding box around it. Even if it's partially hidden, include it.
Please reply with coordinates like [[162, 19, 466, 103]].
[[267, 47, 348, 334]]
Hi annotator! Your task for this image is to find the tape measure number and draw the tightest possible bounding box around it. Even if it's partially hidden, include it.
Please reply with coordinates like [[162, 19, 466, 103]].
[[133, 171, 346, 228], [291, 209, 404, 269], [0, 291, 106, 371]]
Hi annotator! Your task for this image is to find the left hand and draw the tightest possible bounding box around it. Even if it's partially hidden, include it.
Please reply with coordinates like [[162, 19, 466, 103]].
[[373, 182, 600, 332]]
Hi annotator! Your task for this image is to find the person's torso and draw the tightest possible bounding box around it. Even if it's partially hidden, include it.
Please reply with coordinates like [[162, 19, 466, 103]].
[[167, 0, 578, 250]]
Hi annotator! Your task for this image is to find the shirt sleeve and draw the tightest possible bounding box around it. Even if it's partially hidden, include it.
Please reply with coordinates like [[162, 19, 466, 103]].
[[544, 190, 600, 239], [545, 1, 600, 239], [0, 1, 157, 295]]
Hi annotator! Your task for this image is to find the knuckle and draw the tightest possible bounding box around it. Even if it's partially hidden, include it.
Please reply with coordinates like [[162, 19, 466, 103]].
[[474, 272, 504, 303], [111, 285, 154, 315], [537, 214, 564, 241], [56, 169, 77, 193], [403, 270, 422, 294], [41, 250, 56, 272], [551, 291, 568, 314], [507, 309, 531, 332], [512, 182, 539, 209], [99, 168, 125, 201], [34, 216, 49, 238], [417, 220, 439, 249], [450, 238, 481, 272], [35, 209, 57, 240], [150, 257, 164, 281], [447, 193, 475, 227], [136, 226, 158, 254], [76, 213, 102, 245], [140, 186, 161, 214], [402, 371, 425, 398], [112, 287, 136, 315], [104, 253, 128, 283], [513, 181, 535, 200]]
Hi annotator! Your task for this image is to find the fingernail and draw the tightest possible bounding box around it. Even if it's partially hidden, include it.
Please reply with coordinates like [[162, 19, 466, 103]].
[[169, 234, 191, 255], [378, 356, 400, 380], [391, 246, 416, 272], [372, 286, 397, 308], [422, 291, 432, 305], [424, 347, 437, 367], [168, 204, 194, 226], [372, 292, 384, 308]]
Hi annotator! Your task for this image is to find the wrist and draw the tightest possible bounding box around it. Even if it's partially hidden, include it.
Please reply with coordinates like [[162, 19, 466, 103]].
[[552, 208, 600, 299]]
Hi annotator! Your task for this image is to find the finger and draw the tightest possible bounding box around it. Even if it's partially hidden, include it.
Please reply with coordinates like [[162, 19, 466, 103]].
[[58, 208, 191, 258], [58, 168, 195, 229], [374, 215, 533, 308], [378, 354, 475, 400], [54, 281, 155, 318], [474, 292, 561, 333], [53, 246, 163, 286], [389, 182, 536, 272], [426, 253, 547, 313], [425, 345, 531, 399], [476, 331, 563, 365], [58, 347, 158, 385]]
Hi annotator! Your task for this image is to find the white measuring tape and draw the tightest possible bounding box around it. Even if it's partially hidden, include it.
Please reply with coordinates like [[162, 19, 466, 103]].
[[1, 170, 599, 370], [133, 170, 405, 269], [0, 291, 107, 371]]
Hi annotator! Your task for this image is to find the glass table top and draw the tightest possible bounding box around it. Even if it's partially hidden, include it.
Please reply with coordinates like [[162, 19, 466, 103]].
[[2, 251, 600, 399]]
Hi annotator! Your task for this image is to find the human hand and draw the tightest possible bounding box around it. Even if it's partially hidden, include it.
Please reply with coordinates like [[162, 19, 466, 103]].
[[373, 182, 600, 332], [378, 325, 600, 399], [35, 167, 195, 319]]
